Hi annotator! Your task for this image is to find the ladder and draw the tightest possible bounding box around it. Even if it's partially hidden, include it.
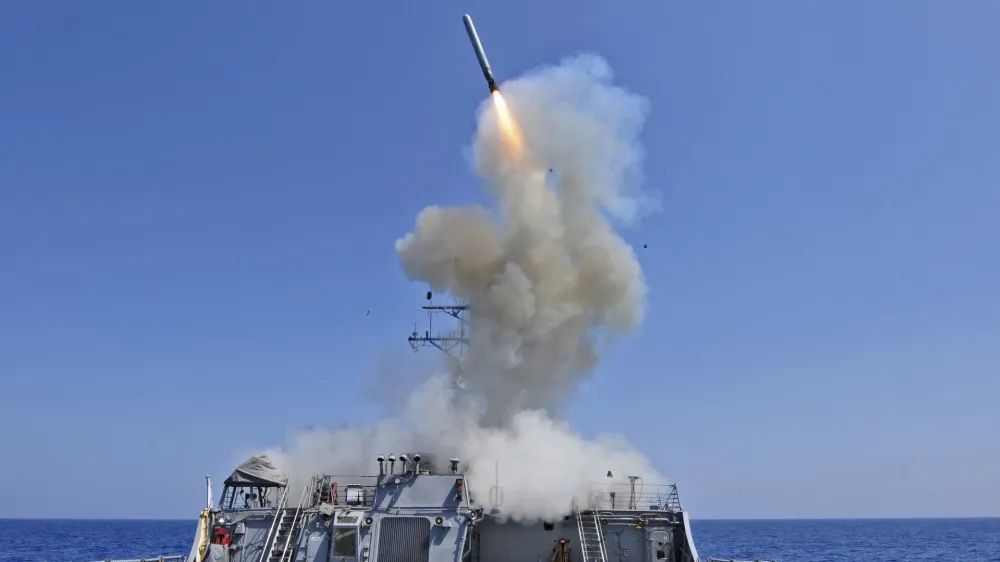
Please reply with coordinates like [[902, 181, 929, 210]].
[[258, 488, 289, 562], [267, 485, 309, 562], [575, 507, 607, 562]]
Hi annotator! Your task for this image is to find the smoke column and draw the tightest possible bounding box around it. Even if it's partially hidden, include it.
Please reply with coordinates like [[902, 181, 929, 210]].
[[263, 54, 660, 522]]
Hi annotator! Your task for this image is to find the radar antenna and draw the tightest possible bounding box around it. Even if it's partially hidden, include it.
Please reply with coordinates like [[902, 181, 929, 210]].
[[407, 292, 469, 359]]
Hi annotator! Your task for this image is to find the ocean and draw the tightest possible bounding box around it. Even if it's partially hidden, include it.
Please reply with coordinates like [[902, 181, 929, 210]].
[[0, 518, 996, 562]]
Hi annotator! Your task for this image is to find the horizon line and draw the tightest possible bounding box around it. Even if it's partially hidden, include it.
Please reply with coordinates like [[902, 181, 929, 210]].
[[1, 515, 997, 522]]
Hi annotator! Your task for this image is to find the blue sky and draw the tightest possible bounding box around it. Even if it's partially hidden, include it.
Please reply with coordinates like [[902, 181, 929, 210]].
[[1, 1, 997, 519]]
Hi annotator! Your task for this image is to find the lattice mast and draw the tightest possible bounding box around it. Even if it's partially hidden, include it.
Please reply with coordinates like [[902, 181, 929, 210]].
[[407, 291, 469, 358]]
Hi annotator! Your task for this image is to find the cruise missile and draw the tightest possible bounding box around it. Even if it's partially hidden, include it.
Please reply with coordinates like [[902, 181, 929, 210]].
[[462, 14, 499, 93]]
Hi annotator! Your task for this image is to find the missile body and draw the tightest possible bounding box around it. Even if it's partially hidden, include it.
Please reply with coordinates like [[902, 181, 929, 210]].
[[462, 14, 498, 93]]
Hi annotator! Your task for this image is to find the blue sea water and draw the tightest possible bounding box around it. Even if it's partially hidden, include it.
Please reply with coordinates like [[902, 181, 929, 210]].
[[0, 518, 996, 562]]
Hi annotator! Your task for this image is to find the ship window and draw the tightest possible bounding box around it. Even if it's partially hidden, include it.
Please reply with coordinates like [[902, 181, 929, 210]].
[[333, 527, 357, 557]]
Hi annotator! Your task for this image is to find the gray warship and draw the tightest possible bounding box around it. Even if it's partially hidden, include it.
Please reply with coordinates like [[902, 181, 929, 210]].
[[157, 301, 776, 562], [166, 308, 773, 562], [153, 306, 775, 562], [183, 453, 718, 562], [162, 301, 777, 562]]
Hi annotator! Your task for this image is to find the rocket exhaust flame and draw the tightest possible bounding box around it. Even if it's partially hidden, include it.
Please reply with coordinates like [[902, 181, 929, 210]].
[[491, 91, 524, 160]]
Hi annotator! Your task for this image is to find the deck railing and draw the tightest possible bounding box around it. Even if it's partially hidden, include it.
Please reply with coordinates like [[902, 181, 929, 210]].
[[88, 554, 185, 562], [587, 482, 682, 512], [309, 475, 379, 508]]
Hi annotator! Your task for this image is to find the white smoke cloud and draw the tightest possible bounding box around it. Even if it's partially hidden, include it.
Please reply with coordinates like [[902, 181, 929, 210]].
[[262, 54, 661, 522]]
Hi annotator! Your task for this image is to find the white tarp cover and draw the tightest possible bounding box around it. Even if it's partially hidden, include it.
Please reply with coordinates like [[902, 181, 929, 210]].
[[224, 454, 289, 487]]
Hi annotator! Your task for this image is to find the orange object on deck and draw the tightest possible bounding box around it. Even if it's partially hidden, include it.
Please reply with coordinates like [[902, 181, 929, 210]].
[[213, 527, 231, 546], [549, 538, 572, 562]]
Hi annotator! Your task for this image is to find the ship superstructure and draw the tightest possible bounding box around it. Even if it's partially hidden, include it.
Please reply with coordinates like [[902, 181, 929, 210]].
[[185, 452, 713, 562]]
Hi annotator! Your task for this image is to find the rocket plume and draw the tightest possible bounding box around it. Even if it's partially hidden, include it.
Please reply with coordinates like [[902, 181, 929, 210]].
[[491, 91, 525, 161], [261, 54, 658, 522]]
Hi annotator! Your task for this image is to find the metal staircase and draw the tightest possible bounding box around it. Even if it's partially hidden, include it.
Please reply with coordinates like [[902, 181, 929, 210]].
[[260, 485, 309, 562], [575, 507, 608, 562], [258, 488, 288, 562]]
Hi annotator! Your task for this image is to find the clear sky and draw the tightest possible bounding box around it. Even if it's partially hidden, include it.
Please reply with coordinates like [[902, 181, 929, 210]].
[[1, 1, 997, 520]]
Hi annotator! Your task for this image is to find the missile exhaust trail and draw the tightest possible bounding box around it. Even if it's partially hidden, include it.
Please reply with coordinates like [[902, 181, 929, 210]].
[[462, 14, 499, 93]]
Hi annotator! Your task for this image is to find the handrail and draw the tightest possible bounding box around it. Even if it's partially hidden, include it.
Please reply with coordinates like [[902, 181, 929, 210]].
[[323, 482, 377, 508], [279, 484, 309, 562], [91, 554, 184, 562], [588, 483, 682, 512], [257, 486, 290, 562], [590, 511, 678, 522], [461, 474, 472, 511], [591, 511, 608, 561], [573, 503, 607, 562], [574, 505, 586, 551]]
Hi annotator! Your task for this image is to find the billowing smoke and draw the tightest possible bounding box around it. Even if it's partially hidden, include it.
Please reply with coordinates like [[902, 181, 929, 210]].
[[263, 54, 660, 522]]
